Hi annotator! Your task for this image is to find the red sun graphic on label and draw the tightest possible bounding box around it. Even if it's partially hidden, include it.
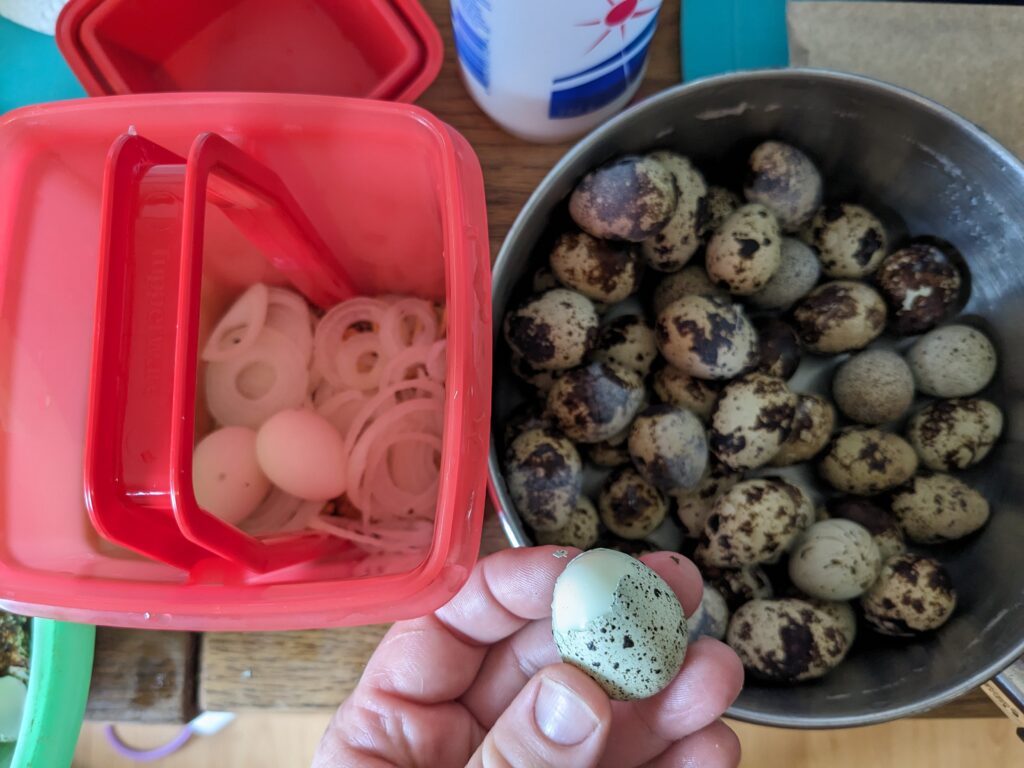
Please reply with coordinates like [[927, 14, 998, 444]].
[[577, 0, 657, 53]]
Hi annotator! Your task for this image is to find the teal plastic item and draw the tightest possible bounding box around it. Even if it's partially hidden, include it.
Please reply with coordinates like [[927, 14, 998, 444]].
[[0, 620, 95, 768], [681, 0, 789, 81], [0, 18, 85, 112]]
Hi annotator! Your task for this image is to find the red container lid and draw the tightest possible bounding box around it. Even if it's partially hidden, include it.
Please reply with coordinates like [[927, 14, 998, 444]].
[[55, 0, 443, 102]]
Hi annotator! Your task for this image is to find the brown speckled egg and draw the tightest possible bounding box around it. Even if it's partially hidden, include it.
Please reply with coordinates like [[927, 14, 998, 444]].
[[754, 318, 802, 380], [699, 563, 774, 610], [652, 265, 729, 315], [552, 548, 688, 700], [749, 237, 822, 310], [598, 467, 668, 539], [510, 353, 563, 393], [706, 204, 782, 295], [586, 435, 632, 468], [592, 315, 658, 376], [907, 324, 997, 398], [709, 373, 796, 471], [569, 155, 678, 242], [671, 459, 741, 538], [743, 142, 823, 231], [628, 405, 708, 492], [906, 398, 1003, 471], [532, 265, 560, 292], [700, 478, 805, 567], [788, 519, 882, 601], [502, 401, 553, 447], [549, 230, 643, 303], [535, 496, 601, 549], [810, 203, 888, 278], [652, 365, 720, 422], [876, 243, 962, 335], [504, 428, 583, 532], [726, 598, 853, 681], [700, 186, 742, 239], [819, 428, 918, 495], [792, 280, 887, 354], [770, 394, 836, 467], [827, 497, 905, 562], [891, 472, 990, 544], [547, 361, 646, 443], [641, 152, 708, 271], [504, 289, 599, 370], [656, 295, 759, 380], [833, 349, 915, 425], [860, 554, 956, 636]]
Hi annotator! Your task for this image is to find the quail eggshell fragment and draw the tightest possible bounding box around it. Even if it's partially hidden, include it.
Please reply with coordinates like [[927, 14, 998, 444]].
[[726, 598, 853, 682], [827, 497, 906, 562], [891, 472, 990, 543], [743, 141, 824, 231], [656, 295, 759, 380], [671, 459, 742, 538], [642, 152, 708, 271], [709, 373, 796, 471], [652, 365, 720, 422], [699, 563, 774, 610], [689, 583, 730, 641], [749, 237, 822, 310], [551, 549, 688, 700], [547, 361, 646, 443], [819, 428, 918, 495], [592, 315, 659, 376], [788, 519, 882, 600], [569, 155, 678, 242], [770, 394, 836, 467], [510, 353, 562, 393], [832, 349, 915, 425], [549, 231, 643, 303], [701, 478, 806, 567], [193, 426, 271, 525], [792, 280, 887, 354], [907, 398, 1003, 471], [504, 428, 583, 532], [652, 264, 729, 315], [504, 289, 599, 371], [810, 203, 888, 278], [598, 467, 668, 540], [628, 405, 708, 492], [535, 496, 601, 549], [700, 186, 742, 238], [754, 318, 802, 380], [860, 554, 956, 636], [876, 243, 963, 335], [908, 324, 997, 398], [706, 204, 783, 295]]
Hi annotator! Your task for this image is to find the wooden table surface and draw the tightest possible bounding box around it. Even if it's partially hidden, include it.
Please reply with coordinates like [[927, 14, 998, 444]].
[[86, 0, 999, 723]]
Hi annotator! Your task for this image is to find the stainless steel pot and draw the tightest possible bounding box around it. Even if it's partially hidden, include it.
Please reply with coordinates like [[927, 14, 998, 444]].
[[488, 70, 1024, 728]]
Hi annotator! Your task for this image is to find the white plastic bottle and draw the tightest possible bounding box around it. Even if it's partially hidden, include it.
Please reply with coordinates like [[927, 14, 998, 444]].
[[451, 0, 665, 143]]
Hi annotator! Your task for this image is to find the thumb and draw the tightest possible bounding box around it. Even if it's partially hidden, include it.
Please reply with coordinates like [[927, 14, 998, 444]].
[[468, 663, 612, 768]]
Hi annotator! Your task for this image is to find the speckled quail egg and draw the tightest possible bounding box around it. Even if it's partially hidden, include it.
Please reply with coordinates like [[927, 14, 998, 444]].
[[598, 467, 668, 539], [600, 536, 659, 558], [705, 204, 782, 295], [551, 548, 688, 700], [549, 230, 643, 303], [535, 496, 601, 549], [547, 361, 646, 443], [504, 289, 599, 370], [769, 394, 836, 467], [775, 477, 816, 536], [792, 280, 887, 354], [586, 435, 632, 468], [641, 152, 707, 271], [754, 318, 802, 380], [743, 141, 823, 231], [860, 554, 956, 636], [628, 405, 708, 492], [833, 349, 915, 425], [827, 496, 906, 562], [699, 563, 774, 610], [749, 237, 822, 310], [510, 353, 562, 393], [810, 203, 888, 278], [504, 428, 583, 532], [532, 265, 560, 292], [891, 472, 990, 543], [701, 478, 806, 567], [907, 398, 1003, 471], [700, 186, 742, 238], [820, 428, 918, 495], [876, 243, 963, 335], [689, 583, 730, 641], [652, 265, 730, 315], [709, 373, 796, 471], [788, 519, 882, 601], [193, 426, 271, 525], [908, 324, 997, 397], [502, 401, 553, 447], [652, 365, 720, 422], [671, 459, 741, 538], [592, 315, 658, 376], [656, 295, 759, 380], [726, 598, 854, 681], [809, 599, 858, 645], [569, 155, 678, 242]]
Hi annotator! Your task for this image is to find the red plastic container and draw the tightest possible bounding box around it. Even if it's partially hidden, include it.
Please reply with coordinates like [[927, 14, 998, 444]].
[[0, 93, 491, 630], [56, 0, 443, 102]]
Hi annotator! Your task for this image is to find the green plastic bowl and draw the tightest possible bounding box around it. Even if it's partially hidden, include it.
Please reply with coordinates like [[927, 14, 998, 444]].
[[0, 620, 95, 768]]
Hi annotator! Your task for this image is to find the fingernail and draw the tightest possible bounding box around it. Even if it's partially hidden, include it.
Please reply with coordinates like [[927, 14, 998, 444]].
[[534, 676, 599, 746]]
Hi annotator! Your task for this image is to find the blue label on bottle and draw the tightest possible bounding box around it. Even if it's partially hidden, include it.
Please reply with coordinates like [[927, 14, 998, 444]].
[[452, 0, 491, 90]]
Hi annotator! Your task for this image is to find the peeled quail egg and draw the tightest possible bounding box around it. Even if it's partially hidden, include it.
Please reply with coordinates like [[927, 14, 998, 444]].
[[547, 361, 646, 443], [792, 280, 887, 354], [709, 373, 796, 471], [819, 428, 918, 495], [656, 295, 758, 380], [570, 155, 678, 242], [701, 478, 806, 567], [832, 349, 915, 425], [706, 204, 782, 295], [627, 405, 708, 492], [906, 398, 1003, 471], [810, 203, 888, 278], [743, 141, 823, 231], [592, 315, 658, 376], [890, 472, 990, 544], [535, 496, 600, 549], [256, 408, 346, 501], [193, 426, 271, 525], [788, 519, 882, 601], [598, 467, 668, 540], [504, 289, 599, 371], [907, 324, 997, 398], [642, 152, 708, 271], [549, 231, 642, 303], [861, 554, 956, 636], [504, 428, 582, 532]]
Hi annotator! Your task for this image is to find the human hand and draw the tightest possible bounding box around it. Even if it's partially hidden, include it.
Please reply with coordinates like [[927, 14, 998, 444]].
[[313, 546, 744, 768]]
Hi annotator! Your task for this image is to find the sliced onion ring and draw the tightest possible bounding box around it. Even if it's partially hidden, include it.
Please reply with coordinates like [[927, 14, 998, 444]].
[[201, 283, 270, 362]]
